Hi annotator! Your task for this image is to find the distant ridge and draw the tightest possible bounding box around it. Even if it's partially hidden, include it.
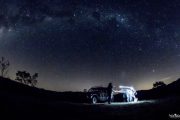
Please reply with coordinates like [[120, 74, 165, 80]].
[[1, 76, 180, 101], [0, 76, 87, 103], [137, 78, 180, 100]]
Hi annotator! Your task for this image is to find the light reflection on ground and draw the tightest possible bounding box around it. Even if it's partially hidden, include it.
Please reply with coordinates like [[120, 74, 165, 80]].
[[83, 100, 157, 106], [83, 100, 156, 106], [108, 100, 156, 106]]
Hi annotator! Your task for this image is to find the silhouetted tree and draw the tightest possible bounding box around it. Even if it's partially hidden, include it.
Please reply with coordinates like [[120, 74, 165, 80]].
[[15, 71, 38, 87], [15, 71, 30, 83], [30, 73, 38, 87], [153, 81, 166, 88], [0, 57, 10, 77]]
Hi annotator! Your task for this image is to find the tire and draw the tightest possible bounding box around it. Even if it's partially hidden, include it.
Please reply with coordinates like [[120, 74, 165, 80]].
[[92, 96, 98, 104]]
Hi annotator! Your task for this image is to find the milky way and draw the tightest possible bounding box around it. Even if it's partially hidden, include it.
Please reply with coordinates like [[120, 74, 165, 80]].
[[0, 0, 180, 91]]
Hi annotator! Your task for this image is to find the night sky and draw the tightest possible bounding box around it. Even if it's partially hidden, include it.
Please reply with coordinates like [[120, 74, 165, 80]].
[[0, 0, 180, 91]]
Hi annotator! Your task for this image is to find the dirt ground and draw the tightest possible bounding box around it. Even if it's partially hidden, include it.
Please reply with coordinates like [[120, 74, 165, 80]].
[[1, 95, 180, 120]]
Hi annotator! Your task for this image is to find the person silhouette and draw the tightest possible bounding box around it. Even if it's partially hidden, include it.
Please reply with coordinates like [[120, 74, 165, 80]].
[[107, 82, 113, 104]]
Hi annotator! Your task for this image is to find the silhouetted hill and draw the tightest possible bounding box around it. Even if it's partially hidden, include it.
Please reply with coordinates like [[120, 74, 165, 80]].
[[1, 76, 180, 102], [0, 76, 87, 103], [137, 78, 180, 100]]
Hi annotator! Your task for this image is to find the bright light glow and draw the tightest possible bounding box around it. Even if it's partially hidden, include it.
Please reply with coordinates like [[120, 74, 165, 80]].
[[119, 85, 133, 89], [107, 100, 156, 106], [116, 85, 138, 102]]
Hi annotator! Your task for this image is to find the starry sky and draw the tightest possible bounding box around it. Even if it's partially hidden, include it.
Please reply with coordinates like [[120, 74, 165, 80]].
[[0, 0, 180, 91]]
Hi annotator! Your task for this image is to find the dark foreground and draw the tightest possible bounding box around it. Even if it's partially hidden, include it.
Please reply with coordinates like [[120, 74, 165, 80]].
[[1, 95, 180, 120], [0, 77, 180, 120]]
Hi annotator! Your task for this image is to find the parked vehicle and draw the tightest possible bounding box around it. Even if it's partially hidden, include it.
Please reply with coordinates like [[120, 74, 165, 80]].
[[87, 86, 138, 104], [87, 87, 112, 104]]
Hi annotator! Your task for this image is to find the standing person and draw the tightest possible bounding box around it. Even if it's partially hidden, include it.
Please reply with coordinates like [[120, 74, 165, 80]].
[[107, 82, 113, 104]]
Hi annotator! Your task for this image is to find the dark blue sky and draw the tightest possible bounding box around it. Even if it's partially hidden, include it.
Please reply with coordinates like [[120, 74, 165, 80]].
[[0, 0, 180, 91]]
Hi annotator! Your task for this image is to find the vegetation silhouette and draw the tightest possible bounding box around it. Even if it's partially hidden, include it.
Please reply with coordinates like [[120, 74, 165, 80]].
[[15, 71, 38, 87], [0, 57, 10, 77], [153, 81, 166, 88]]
